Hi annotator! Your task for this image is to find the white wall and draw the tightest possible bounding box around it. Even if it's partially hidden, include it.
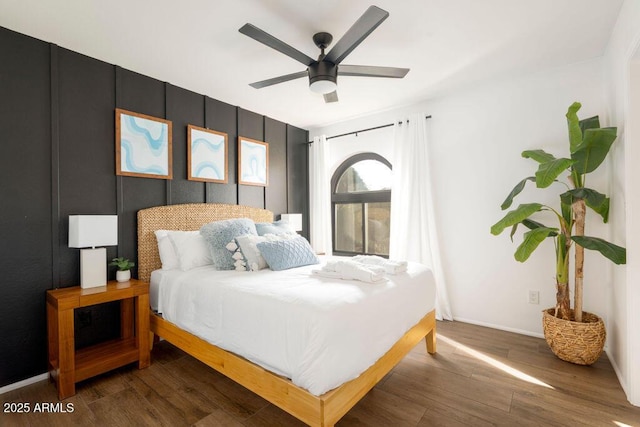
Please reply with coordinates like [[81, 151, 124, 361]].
[[603, 0, 640, 406], [324, 127, 394, 178], [310, 58, 611, 337]]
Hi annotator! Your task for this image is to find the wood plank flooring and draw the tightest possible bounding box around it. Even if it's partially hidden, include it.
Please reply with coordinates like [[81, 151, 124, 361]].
[[2, 320, 639, 426]]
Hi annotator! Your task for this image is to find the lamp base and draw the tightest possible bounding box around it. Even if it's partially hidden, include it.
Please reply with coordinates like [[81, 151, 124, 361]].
[[80, 248, 107, 289]]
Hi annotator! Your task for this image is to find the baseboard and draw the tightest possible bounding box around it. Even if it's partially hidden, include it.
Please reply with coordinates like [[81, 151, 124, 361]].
[[451, 317, 615, 353], [452, 316, 545, 339], [608, 352, 629, 399], [0, 373, 48, 396]]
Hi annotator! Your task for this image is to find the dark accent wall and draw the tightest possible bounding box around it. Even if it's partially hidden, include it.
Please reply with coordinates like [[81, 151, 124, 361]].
[[0, 26, 309, 387], [287, 125, 310, 236], [238, 108, 266, 208], [265, 118, 289, 215], [0, 26, 52, 390]]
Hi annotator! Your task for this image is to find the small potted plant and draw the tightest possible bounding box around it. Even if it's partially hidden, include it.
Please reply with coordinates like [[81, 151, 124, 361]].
[[109, 257, 135, 282]]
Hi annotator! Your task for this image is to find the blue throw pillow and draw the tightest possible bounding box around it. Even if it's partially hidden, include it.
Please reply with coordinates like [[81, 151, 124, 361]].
[[200, 218, 257, 270], [255, 220, 296, 236], [256, 236, 319, 271]]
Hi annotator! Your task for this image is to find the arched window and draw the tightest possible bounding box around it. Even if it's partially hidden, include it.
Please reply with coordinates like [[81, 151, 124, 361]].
[[331, 153, 392, 256]]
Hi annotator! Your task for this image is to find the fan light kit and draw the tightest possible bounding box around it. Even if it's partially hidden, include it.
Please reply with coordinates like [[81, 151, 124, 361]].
[[309, 80, 337, 94], [239, 6, 409, 103]]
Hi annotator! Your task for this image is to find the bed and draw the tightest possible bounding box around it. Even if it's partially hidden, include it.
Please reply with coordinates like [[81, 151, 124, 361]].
[[138, 203, 436, 427]]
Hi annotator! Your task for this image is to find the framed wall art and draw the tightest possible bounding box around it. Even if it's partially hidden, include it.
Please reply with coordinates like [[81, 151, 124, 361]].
[[115, 108, 172, 179], [187, 125, 228, 183], [238, 136, 269, 186]]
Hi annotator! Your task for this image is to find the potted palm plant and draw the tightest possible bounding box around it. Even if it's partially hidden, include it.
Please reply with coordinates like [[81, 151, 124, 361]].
[[110, 257, 135, 282], [491, 102, 626, 365]]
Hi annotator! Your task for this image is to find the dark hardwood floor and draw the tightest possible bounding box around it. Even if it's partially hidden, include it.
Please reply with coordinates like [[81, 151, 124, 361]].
[[3, 320, 639, 426]]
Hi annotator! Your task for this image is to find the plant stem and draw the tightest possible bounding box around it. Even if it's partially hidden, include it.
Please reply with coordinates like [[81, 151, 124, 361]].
[[573, 198, 586, 322], [555, 233, 571, 320], [556, 281, 570, 320]]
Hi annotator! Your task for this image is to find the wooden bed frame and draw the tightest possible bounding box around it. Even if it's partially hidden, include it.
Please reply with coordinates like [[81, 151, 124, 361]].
[[138, 203, 436, 427]]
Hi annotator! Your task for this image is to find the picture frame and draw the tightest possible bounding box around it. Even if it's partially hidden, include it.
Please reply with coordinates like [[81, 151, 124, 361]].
[[115, 108, 172, 179], [238, 136, 269, 186], [187, 125, 228, 183]]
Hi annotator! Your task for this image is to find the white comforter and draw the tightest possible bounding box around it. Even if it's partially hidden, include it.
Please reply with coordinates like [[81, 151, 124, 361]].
[[152, 259, 435, 396]]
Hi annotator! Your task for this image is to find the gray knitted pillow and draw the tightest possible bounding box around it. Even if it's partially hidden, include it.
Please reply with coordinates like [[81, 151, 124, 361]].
[[200, 218, 257, 270]]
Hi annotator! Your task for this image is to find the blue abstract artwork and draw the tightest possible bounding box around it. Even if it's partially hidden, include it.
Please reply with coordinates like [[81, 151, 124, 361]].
[[116, 109, 172, 179], [188, 125, 228, 183], [239, 137, 268, 186]]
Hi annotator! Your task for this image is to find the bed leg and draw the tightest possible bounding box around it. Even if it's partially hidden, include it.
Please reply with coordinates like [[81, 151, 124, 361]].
[[149, 332, 155, 351], [426, 327, 436, 354]]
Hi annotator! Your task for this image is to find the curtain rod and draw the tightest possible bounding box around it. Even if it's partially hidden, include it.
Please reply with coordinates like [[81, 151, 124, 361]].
[[308, 115, 432, 143]]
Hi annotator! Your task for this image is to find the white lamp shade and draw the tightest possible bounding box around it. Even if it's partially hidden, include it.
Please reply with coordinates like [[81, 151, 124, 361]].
[[69, 215, 118, 248], [281, 213, 303, 232]]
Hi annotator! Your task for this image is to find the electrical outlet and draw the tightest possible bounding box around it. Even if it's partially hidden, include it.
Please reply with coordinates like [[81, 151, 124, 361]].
[[528, 290, 540, 305]]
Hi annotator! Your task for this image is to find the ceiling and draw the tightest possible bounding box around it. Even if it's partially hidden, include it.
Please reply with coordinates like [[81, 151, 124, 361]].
[[0, 0, 623, 129]]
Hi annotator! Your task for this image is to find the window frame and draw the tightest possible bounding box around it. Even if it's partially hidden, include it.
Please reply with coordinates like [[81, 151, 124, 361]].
[[330, 153, 392, 257]]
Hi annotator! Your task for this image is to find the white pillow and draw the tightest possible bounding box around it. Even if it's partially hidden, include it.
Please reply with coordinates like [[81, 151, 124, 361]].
[[234, 234, 268, 271], [154, 230, 180, 270], [167, 230, 213, 271], [232, 233, 297, 271]]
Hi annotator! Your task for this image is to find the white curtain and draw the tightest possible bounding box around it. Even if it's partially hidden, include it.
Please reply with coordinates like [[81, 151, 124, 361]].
[[310, 135, 332, 255], [390, 113, 452, 320]]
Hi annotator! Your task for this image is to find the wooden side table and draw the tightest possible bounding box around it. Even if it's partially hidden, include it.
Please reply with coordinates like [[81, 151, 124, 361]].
[[46, 279, 150, 399]]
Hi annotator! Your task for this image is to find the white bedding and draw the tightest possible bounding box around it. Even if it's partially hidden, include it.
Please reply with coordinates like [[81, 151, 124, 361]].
[[150, 259, 435, 396]]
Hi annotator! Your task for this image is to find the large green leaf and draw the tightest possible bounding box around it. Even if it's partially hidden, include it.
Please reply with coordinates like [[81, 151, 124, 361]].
[[515, 227, 558, 262], [535, 158, 574, 188], [590, 197, 611, 223], [560, 188, 610, 222], [510, 218, 558, 242], [522, 219, 558, 236], [571, 127, 617, 174], [522, 219, 547, 229], [491, 203, 543, 235], [579, 115, 600, 139], [566, 102, 582, 152], [522, 149, 556, 164], [571, 236, 626, 265], [501, 177, 535, 210], [509, 223, 518, 242]]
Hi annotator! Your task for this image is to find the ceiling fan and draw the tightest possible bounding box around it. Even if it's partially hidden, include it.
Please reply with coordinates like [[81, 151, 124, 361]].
[[239, 5, 409, 103]]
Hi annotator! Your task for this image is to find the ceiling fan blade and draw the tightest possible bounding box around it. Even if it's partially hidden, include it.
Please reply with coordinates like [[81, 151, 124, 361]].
[[323, 91, 339, 103], [324, 6, 389, 65], [338, 64, 409, 78], [239, 24, 315, 66], [249, 71, 308, 89]]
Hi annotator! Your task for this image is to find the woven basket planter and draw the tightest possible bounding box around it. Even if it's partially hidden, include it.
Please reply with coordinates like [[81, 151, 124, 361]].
[[542, 308, 606, 365]]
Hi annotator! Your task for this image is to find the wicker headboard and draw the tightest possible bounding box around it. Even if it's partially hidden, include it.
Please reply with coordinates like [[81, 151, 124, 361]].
[[137, 203, 273, 282]]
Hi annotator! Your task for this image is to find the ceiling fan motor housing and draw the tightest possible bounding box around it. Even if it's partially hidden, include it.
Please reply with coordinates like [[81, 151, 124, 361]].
[[308, 61, 338, 90]]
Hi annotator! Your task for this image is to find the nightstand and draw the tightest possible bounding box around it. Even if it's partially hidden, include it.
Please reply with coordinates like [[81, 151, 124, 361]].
[[46, 279, 150, 399]]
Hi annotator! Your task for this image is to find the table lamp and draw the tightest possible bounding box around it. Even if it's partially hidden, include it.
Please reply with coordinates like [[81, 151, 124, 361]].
[[280, 213, 303, 232], [69, 215, 118, 289]]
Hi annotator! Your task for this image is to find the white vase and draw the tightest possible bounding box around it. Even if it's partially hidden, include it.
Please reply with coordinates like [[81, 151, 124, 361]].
[[116, 270, 131, 282]]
